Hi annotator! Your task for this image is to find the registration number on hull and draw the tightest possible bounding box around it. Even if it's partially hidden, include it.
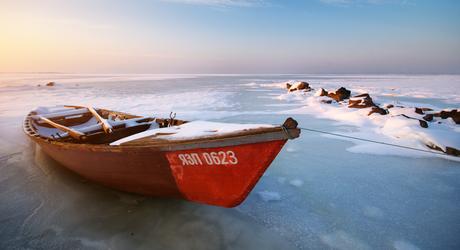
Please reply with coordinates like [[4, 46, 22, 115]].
[[178, 151, 238, 166]]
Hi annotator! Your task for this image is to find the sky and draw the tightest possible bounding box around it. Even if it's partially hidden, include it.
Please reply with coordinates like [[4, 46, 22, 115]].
[[0, 0, 459, 74]]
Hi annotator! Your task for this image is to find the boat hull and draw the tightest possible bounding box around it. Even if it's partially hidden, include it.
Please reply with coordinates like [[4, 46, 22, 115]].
[[31, 129, 299, 207]]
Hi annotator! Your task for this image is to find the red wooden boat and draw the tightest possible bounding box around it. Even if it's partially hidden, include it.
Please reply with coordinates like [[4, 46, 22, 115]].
[[22, 105, 300, 207]]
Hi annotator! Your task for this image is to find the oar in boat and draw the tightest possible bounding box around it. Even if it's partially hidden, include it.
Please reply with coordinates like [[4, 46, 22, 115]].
[[87, 107, 113, 134], [39, 117, 87, 140]]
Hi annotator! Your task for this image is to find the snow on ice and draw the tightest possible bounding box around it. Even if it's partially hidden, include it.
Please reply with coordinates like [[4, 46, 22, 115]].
[[273, 81, 460, 159]]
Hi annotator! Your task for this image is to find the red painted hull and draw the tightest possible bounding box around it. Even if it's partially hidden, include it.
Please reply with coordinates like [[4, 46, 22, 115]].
[[30, 129, 300, 207]]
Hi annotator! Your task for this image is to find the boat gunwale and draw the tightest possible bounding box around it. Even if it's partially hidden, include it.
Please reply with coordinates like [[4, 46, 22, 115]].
[[23, 105, 300, 149], [25, 123, 299, 149]]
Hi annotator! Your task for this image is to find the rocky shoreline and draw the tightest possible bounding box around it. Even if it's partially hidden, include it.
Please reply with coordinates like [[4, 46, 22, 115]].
[[286, 82, 460, 156]]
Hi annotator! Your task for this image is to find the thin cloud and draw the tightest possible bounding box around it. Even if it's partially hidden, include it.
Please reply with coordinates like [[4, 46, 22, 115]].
[[32, 18, 118, 30], [101, 52, 226, 61], [319, 0, 414, 6], [157, 0, 271, 7], [401, 1, 415, 6], [320, 0, 349, 4]]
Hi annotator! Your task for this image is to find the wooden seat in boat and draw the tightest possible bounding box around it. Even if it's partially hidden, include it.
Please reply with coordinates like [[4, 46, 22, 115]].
[[29, 106, 154, 144]]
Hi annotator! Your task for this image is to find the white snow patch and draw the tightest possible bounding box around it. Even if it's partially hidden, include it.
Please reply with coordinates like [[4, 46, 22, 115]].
[[257, 191, 281, 202], [289, 179, 303, 187], [393, 240, 421, 250], [363, 206, 384, 220], [320, 230, 371, 250], [110, 121, 274, 145]]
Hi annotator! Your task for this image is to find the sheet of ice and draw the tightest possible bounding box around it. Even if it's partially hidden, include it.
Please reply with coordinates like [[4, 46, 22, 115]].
[[0, 83, 93, 92], [0, 83, 236, 122], [0, 73, 201, 86], [1, 74, 459, 250], [110, 121, 275, 145]]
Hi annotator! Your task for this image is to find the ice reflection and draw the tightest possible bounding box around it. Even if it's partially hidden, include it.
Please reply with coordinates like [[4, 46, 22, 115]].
[[2, 146, 297, 250]]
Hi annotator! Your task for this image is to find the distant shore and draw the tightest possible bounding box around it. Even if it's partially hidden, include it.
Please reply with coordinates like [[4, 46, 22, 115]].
[[0, 72, 69, 74]]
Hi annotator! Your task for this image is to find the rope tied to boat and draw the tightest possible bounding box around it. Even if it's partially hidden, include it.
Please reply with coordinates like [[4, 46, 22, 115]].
[[282, 126, 294, 140], [281, 117, 298, 140], [297, 126, 457, 157]]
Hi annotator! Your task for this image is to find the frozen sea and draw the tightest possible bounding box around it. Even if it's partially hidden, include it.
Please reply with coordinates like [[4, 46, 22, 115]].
[[1, 74, 459, 250]]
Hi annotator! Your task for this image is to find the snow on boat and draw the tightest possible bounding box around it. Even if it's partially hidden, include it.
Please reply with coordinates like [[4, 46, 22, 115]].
[[22, 105, 300, 207]]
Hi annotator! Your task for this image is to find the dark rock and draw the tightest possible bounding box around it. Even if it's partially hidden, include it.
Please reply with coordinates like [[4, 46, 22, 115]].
[[368, 107, 387, 116], [327, 92, 339, 101], [321, 99, 332, 104], [349, 103, 374, 109], [318, 88, 328, 96], [452, 110, 460, 124], [426, 144, 444, 152], [354, 93, 370, 98], [401, 114, 428, 128], [46, 82, 55, 86], [328, 87, 351, 102], [386, 104, 394, 109], [421, 108, 433, 111], [348, 93, 370, 104], [415, 107, 424, 115], [296, 82, 309, 90], [435, 109, 460, 124], [289, 82, 310, 92], [440, 110, 450, 119], [423, 114, 434, 121], [337, 87, 351, 99], [419, 120, 428, 128], [348, 93, 376, 108], [446, 147, 460, 156]]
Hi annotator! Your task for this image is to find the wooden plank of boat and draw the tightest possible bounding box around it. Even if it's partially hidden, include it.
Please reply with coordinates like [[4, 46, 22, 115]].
[[39, 116, 87, 140], [29, 108, 91, 120], [22, 105, 301, 207], [87, 107, 113, 134]]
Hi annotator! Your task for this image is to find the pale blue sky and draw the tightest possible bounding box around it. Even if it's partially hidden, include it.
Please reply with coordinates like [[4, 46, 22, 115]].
[[1, 0, 459, 74]]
